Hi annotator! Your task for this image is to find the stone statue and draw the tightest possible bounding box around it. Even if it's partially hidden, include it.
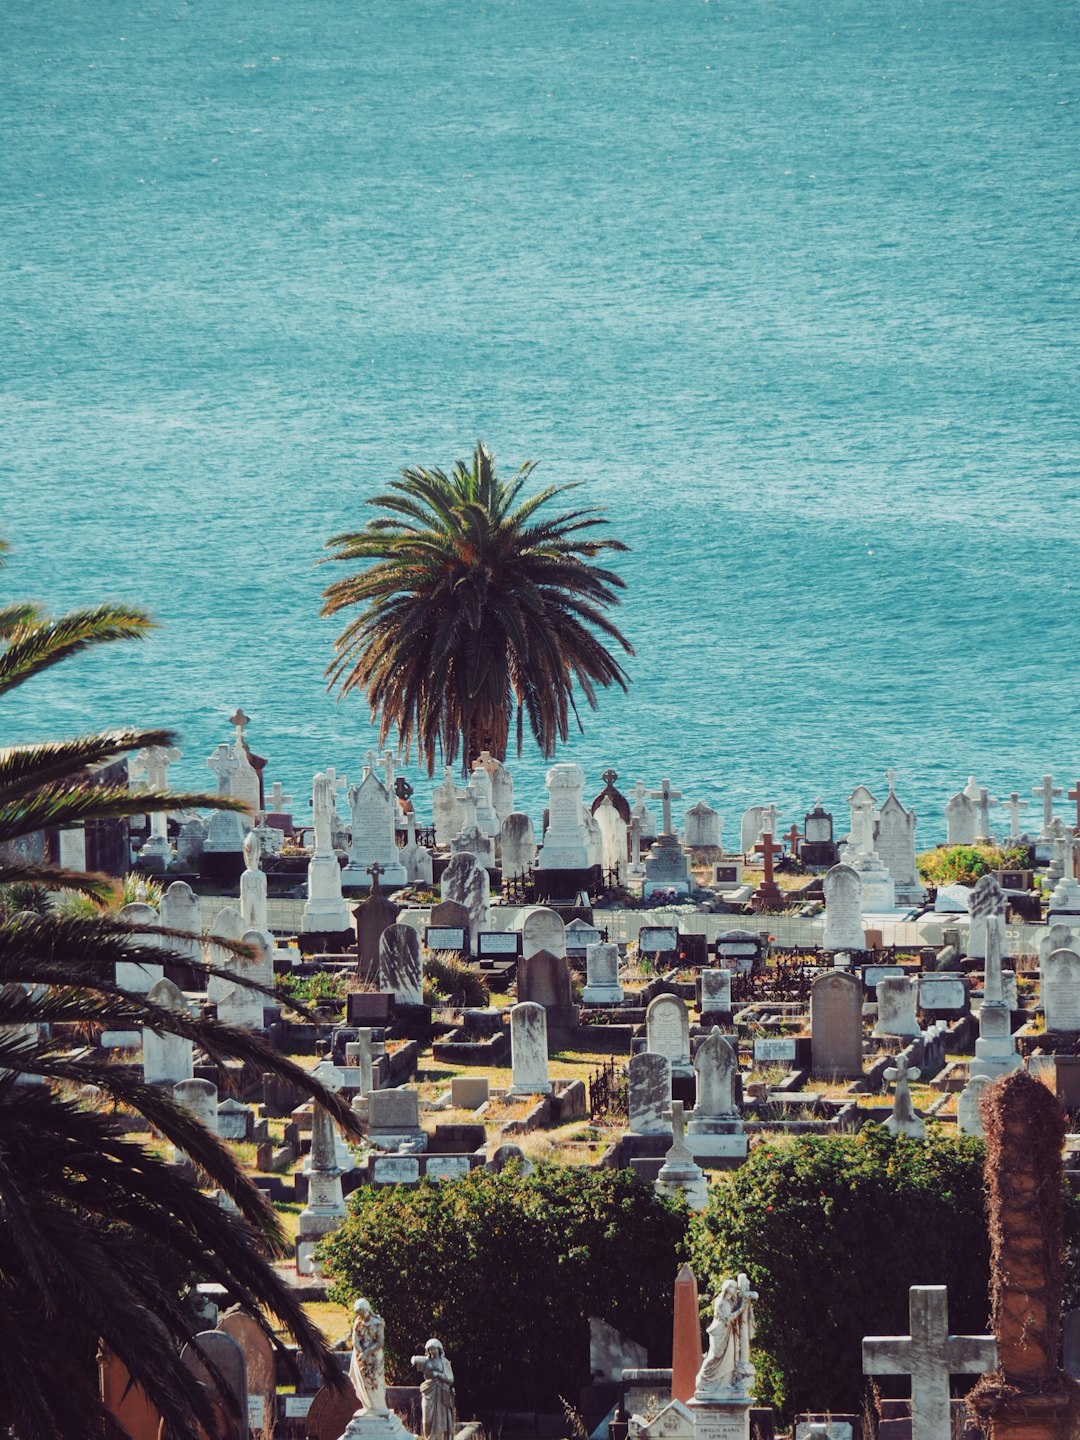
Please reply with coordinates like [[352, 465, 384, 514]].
[[349, 1298, 387, 1415], [411, 1338, 456, 1440], [694, 1274, 757, 1398], [312, 771, 335, 853]]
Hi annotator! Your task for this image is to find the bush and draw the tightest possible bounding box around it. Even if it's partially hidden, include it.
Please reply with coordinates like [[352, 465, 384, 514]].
[[423, 952, 490, 1008], [687, 1127, 993, 1419], [916, 843, 1030, 888], [320, 1163, 687, 1417], [278, 969, 349, 1009]]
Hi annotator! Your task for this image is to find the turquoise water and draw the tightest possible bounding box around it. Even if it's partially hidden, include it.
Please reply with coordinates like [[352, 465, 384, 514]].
[[2, 0, 1078, 840]]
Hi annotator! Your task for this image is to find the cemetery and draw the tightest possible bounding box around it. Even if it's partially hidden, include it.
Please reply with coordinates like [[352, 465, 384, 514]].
[[12, 705, 1080, 1437]]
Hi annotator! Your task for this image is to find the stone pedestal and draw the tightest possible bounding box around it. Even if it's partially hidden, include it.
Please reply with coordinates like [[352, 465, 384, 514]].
[[688, 1395, 754, 1440], [339, 1408, 417, 1440], [970, 1004, 1022, 1081], [846, 854, 896, 913], [302, 850, 351, 933]]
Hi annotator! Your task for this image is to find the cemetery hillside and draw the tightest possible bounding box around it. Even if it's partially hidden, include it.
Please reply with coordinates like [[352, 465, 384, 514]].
[[6, 468, 1080, 1440]]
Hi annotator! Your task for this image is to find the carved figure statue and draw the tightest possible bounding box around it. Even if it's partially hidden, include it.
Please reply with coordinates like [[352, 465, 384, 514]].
[[411, 1338, 456, 1440], [242, 828, 261, 871], [694, 1274, 757, 1397], [349, 1299, 387, 1415], [312, 771, 335, 853]]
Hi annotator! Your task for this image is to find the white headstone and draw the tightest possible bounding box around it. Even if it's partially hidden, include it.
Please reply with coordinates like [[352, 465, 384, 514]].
[[508, 1002, 552, 1095], [1043, 948, 1080, 1035], [538, 763, 591, 870], [683, 802, 722, 849], [822, 865, 865, 951], [645, 994, 692, 1075], [519, 906, 567, 961], [439, 851, 491, 946], [874, 976, 920, 1039], [582, 943, 624, 1005], [594, 795, 628, 881], [116, 902, 165, 994], [432, 768, 467, 846], [500, 812, 537, 879], [143, 979, 194, 1085]]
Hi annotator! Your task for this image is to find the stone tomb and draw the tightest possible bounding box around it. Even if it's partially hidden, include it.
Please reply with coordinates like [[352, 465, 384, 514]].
[[809, 971, 863, 1078], [645, 994, 692, 1078], [367, 1087, 426, 1152]]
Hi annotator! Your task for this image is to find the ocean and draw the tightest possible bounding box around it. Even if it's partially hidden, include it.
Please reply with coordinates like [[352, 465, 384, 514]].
[[2, 0, 1078, 843]]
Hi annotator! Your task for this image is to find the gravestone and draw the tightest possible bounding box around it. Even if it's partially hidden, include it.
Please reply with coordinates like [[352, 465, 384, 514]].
[[301, 771, 352, 934], [684, 802, 722, 849], [143, 978, 194, 1085], [500, 812, 537, 879], [427, 898, 470, 955], [116, 902, 165, 994], [467, 762, 501, 837], [967, 874, 1007, 960], [517, 948, 574, 1017], [158, 880, 204, 964], [211, 920, 266, 1031], [217, 1310, 276, 1440], [801, 800, 838, 867], [345, 764, 407, 887], [99, 1348, 162, 1440], [475, 751, 514, 821], [645, 994, 692, 1077], [451, 784, 496, 867], [594, 795, 628, 880], [1043, 948, 1080, 1035], [440, 851, 491, 945], [957, 1074, 991, 1137], [180, 1329, 248, 1439], [917, 974, 967, 1015], [876, 773, 925, 904], [627, 1051, 671, 1135], [240, 928, 275, 993], [687, 1028, 746, 1158], [239, 832, 269, 934], [810, 971, 863, 1078], [367, 1086, 426, 1150], [538, 762, 592, 871], [822, 865, 865, 951], [520, 906, 567, 960], [354, 881, 402, 972], [883, 1053, 924, 1138], [740, 805, 767, 856], [378, 924, 423, 1006], [432, 768, 466, 846], [582, 942, 624, 1005], [946, 789, 978, 845], [508, 1001, 553, 1095], [643, 833, 691, 898], [874, 976, 920, 1039], [700, 969, 732, 1019], [1040, 923, 1080, 977]]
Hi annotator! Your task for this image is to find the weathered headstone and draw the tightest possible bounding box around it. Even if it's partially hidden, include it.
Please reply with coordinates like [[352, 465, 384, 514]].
[[508, 1002, 552, 1095], [582, 942, 624, 1005], [1042, 948, 1080, 1035], [874, 976, 920, 1039], [517, 948, 574, 1012], [180, 1329, 248, 1439], [158, 880, 204, 963], [822, 865, 864, 951], [684, 802, 722, 849], [500, 812, 537, 879], [627, 1051, 672, 1136], [810, 970, 863, 1078], [439, 851, 491, 945], [699, 969, 732, 1018], [116, 902, 165, 994], [217, 1310, 276, 1440], [378, 924, 423, 1006], [538, 762, 592, 871], [967, 874, 1007, 960], [520, 906, 567, 960], [143, 978, 194, 1085]]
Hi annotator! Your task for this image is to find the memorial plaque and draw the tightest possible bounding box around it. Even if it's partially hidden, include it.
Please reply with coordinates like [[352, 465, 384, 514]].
[[565, 923, 602, 952], [477, 931, 521, 956], [639, 926, 678, 954], [425, 1155, 472, 1181], [372, 1155, 421, 1184], [426, 926, 466, 952], [285, 1395, 314, 1418], [918, 976, 965, 1011], [753, 1037, 796, 1063], [862, 964, 904, 989], [692, 1411, 750, 1440], [714, 863, 742, 888]]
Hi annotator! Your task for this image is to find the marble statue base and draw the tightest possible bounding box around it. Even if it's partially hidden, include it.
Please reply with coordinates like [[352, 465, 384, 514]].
[[688, 1393, 755, 1440], [338, 1406, 416, 1440]]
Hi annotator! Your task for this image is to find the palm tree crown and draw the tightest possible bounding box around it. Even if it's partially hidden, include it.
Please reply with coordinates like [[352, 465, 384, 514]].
[[0, 546, 358, 1438], [322, 441, 634, 772]]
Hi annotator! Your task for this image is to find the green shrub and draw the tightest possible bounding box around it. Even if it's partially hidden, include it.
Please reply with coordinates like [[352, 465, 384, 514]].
[[278, 969, 349, 1009], [320, 1164, 687, 1416], [916, 843, 1030, 887], [423, 952, 490, 1008], [687, 1127, 992, 1419]]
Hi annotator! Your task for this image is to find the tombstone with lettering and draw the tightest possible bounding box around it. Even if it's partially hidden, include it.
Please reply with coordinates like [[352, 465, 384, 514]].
[[595, 794, 628, 881], [143, 979, 195, 1085], [427, 898, 470, 955], [367, 1086, 427, 1152], [945, 787, 978, 845], [801, 800, 838, 868], [217, 1309, 276, 1440], [645, 994, 692, 1077], [967, 873, 1007, 960], [565, 918, 602, 958], [714, 929, 764, 974], [582, 942, 624, 1005], [477, 930, 521, 960], [1043, 948, 1080, 1035], [822, 865, 865, 952], [639, 925, 680, 959], [538, 762, 592, 872], [158, 880, 204, 964], [810, 971, 864, 1078], [712, 861, 743, 892], [917, 974, 968, 1017]]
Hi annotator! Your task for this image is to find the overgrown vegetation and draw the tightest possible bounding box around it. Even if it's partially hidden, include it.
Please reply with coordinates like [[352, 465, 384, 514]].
[[320, 1164, 686, 1416], [916, 843, 1030, 887], [423, 952, 490, 1008], [278, 969, 350, 1010]]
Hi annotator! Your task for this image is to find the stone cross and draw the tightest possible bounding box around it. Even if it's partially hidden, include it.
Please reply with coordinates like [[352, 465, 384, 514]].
[[884, 1054, 920, 1088], [1004, 792, 1028, 839], [649, 779, 683, 836], [885, 767, 898, 795], [269, 782, 292, 814], [367, 862, 384, 894], [630, 817, 642, 869], [863, 1286, 996, 1439], [131, 744, 182, 793], [365, 750, 379, 775], [1034, 774, 1062, 833], [784, 824, 801, 858], [602, 768, 619, 788], [1069, 781, 1080, 829], [665, 1100, 688, 1149], [207, 743, 241, 797], [229, 708, 251, 742]]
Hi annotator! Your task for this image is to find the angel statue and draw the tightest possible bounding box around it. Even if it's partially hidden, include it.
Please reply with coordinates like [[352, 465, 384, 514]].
[[694, 1273, 758, 1398]]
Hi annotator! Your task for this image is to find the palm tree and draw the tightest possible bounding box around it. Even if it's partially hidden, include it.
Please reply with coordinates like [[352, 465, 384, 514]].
[[322, 440, 634, 773], [0, 547, 359, 1438]]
